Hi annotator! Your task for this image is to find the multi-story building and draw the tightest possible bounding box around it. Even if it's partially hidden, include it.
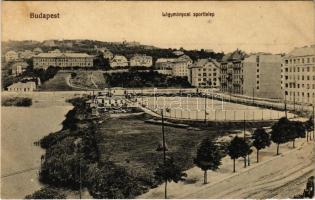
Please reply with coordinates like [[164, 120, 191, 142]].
[[155, 55, 192, 77], [188, 58, 220, 87], [11, 61, 29, 76], [33, 53, 94, 69], [5, 50, 19, 62], [129, 54, 153, 67], [220, 49, 247, 94], [110, 55, 128, 68], [7, 81, 36, 92], [172, 61, 190, 77], [243, 53, 283, 99], [154, 58, 176, 75], [282, 45, 315, 105]]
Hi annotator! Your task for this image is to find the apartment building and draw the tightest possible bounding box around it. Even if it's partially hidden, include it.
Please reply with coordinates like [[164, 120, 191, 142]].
[[33, 52, 94, 69], [220, 49, 247, 94], [282, 45, 315, 105], [110, 55, 128, 68], [243, 53, 283, 99], [188, 58, 220, 87], [130, 54, 153, 67]]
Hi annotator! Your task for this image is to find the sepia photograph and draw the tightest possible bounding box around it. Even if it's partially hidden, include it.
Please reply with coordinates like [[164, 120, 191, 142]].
[[1, 1, 315, 199]]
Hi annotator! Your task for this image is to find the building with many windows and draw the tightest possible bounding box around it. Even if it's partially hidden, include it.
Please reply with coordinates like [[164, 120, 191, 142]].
[[282, 45, 315, 105], [110, 55, 128, 68], [33, 53, 94, 69], [130, 54, 153, 67], [220, 49, 247, 94], [243, 53, 283, 99], [7, 81, 36, 92], [188, 58, 220, 87]]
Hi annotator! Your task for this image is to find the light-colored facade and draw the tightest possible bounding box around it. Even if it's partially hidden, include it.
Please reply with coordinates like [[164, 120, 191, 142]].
[[155, 56, 192, 77], [94, 96, 126, 109], [282, 45, 315, 105], [110, 55, 128, 68], [172, 61, 189, 77], [33, 53, 94, 69], [243, 54, 283, 99], [11, 62, 29, 76], [130, 54, 153, 67], [5, 51, 19, 62], [188, 58, 220, 87], [220, 50, 247, 94], [7, 81, 36, 92]]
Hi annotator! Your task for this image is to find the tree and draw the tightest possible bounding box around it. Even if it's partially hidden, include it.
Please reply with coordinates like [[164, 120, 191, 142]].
[[271, 117, 290, 155], [194, 138, 222, 184], [154, 157, 187, 199], [252, 128, 271, 162], [227, 136, 250, 172], [288, 121, 306, 148], [305, 116, 314, 142], [25, 187, 66, 199]]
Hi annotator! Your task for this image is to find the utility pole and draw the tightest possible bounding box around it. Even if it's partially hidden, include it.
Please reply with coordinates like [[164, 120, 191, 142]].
[[293, 92, 296, 113], [284, 93, 287, 118], [204, 94, 207, 123], [243, 111, 246, 140], [252, 87, 255, 105], [161, 110, 166, 163], [161, 109, 167, 199], [313, 105, 315, 141]]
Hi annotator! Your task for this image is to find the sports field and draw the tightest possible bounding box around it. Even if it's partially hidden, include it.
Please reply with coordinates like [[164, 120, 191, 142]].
[[138, 96, 294, 121]]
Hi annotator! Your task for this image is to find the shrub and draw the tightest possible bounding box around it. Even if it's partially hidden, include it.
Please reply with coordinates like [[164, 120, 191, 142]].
[[25, 187, 66, 199]]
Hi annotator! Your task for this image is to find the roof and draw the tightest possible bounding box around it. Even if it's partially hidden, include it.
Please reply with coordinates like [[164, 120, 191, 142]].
[[155, 58, 177, 63], [221, 49, 247, 62], [177, 55, 192, 62], [112, 55, 127, 60], [5, 50, 17, 55], [131, 54, 152, 60], [8, 81, 36, 88], [190, 58, 220, 68], [34, 53, 94, 58], [287, 45, 315, 57]]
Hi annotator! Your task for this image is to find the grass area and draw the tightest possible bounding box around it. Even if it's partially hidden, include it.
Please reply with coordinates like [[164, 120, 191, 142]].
[[2, 97, 32, 107], [39, 72, 75, 91], [96, 114, 227, 188], [70, 71, 107, 89]]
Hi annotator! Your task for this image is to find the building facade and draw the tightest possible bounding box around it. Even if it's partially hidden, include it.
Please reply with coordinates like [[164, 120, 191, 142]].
[[11, 62, 29, 76], [282, 45, 315, 105], [188, 58, 220, 87], [130, 54, 153, 67], [243, 54, 283, 99], [220, 50, 247, 94], [7, 81, 36, 92], [5, 51, 19, 62], [110, 55, 128, 68], [33, 53, 94, 69]]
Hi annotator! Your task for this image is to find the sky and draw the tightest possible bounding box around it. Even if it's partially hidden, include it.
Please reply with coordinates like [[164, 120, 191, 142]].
[[2, 1, 314, 54]]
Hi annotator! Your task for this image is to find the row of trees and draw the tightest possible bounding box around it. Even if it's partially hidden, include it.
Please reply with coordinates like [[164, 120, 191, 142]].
[[156, 116, 314, 198]]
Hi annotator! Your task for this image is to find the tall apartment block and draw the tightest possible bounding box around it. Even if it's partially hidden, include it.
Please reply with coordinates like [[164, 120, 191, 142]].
[[282, 45, 315, 105], [243, 54, 283, 99]]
